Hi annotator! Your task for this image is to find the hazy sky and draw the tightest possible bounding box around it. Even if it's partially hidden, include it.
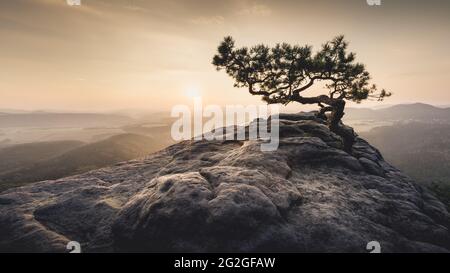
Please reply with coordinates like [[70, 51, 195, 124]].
[[1, 0, 449, 112]]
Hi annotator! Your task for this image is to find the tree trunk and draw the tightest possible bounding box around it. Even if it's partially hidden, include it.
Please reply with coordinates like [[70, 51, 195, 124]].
[[327, 100, 355, 153], [291, 94, 355, 152]]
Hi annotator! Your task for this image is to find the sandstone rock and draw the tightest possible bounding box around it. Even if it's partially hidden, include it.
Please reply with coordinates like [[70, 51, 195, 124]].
[[0, 113, 449, 252]]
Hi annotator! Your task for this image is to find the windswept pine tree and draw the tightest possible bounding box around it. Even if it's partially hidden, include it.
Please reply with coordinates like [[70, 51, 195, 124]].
[[213, 36, 391, 151]]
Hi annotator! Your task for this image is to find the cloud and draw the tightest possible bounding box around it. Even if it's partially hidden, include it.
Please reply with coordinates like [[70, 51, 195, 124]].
[[237, 4, 272, 16], [123, 5, 148, 13], [189, 15, 225, 25]]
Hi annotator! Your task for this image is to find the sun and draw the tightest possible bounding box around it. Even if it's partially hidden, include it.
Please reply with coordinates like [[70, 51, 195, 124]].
[[184, 86, 201, 98]]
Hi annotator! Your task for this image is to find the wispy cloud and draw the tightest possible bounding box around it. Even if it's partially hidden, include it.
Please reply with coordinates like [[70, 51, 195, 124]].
[[237, 4, 272, 16], [189, 15, 225, 25]]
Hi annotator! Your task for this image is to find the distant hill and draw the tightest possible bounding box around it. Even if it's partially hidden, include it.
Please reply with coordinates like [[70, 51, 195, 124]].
[[0, 109, 30, 114], [345, 103, 450, 121], [0, 134, 168, 191], [0, 139, 13, 148], [0, 141, 84, 174], [0, 112, 135, 128], [362, 122, 450, 210]]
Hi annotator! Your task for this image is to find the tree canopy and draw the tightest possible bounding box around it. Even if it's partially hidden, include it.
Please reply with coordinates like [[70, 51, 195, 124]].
[[213, 35, 391, 151]]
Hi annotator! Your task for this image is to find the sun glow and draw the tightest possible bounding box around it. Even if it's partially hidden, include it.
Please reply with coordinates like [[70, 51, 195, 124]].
[[184, 86, 202, 98]]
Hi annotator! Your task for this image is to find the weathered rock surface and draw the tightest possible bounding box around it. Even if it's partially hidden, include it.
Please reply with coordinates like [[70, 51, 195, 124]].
[[0, 113, 449, 252]]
